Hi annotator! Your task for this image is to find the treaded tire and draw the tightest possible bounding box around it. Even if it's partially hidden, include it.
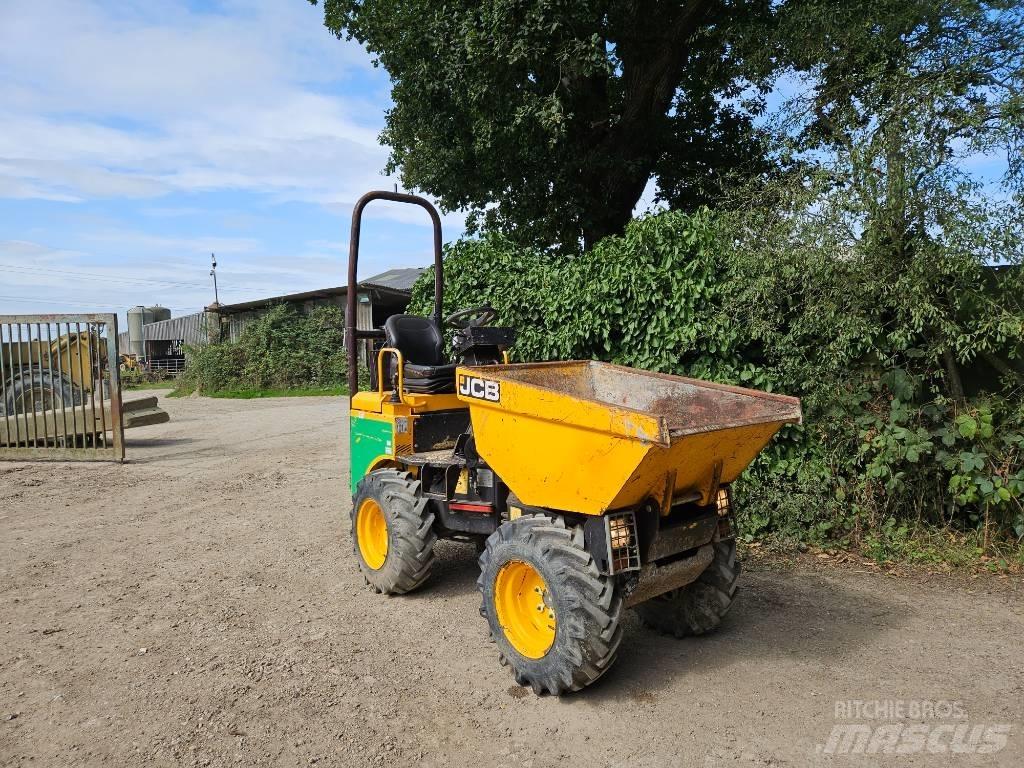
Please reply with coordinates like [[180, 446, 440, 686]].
[[3, 367, 79, 416], [635, 538, 740, 637], [351, 469, 436, 594], [478, 514, 623, 695]]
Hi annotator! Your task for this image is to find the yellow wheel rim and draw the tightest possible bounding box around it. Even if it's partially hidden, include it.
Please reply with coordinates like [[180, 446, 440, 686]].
[[494, 560, 556, 659], [356, 498, 389, 570]]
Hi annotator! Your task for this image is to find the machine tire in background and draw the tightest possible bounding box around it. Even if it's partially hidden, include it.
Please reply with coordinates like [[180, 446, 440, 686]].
[[2, 367, 80, 416], [635, 538, 741, 637], [478, 514, 623, 695], [351, 469, 437, 594]]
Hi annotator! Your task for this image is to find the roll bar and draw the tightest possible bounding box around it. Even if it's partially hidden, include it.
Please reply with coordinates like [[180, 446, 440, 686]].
[[346, 190, 444, 396]]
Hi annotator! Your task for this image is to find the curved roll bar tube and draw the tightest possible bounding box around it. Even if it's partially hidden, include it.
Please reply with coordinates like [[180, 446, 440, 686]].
[[346, 191, 445, 396]]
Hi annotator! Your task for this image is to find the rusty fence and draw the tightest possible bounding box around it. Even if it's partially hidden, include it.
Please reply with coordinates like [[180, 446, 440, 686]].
[[0, 314, 124, 461]]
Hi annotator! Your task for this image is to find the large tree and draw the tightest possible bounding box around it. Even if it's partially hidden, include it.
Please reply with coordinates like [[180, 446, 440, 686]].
[[769, 0, 1024, 398], [314, 0, 775, 250], [776, 0, 1023, 245]]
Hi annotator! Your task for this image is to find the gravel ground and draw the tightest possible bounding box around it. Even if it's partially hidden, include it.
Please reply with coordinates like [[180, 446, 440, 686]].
[[1, 392, 1022, 767]]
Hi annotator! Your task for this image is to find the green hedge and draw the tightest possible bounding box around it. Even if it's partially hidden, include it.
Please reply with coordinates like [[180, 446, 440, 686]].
[[409, 209, 1024, 554], [181, 305, 348, 393]]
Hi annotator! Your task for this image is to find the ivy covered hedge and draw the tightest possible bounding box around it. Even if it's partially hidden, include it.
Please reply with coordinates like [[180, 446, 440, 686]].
[[409, 209, 1024, 559], [180, 305, 348, 393]]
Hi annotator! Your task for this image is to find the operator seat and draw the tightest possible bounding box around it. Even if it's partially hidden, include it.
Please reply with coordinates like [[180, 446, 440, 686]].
[[383, 314, 456, 394]]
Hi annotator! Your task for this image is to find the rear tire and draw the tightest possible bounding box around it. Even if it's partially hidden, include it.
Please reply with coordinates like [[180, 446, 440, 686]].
[[2, 367, 79, 416], [478, 514, 623, 695], [635, 538, 740, 637], [351, 470, 436, 594]]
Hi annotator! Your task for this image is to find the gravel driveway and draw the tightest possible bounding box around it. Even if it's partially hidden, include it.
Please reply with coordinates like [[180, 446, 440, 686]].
[[1, 392, 1021, 767]]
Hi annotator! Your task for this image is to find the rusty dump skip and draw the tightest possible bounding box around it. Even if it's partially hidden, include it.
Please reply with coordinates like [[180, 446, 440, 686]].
[[458, 360, 802, 515]]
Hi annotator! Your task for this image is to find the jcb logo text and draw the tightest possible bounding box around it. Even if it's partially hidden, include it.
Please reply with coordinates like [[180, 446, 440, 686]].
[[458, 375, 500, 402]]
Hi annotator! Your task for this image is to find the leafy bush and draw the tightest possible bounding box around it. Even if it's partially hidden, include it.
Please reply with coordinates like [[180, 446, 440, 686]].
[[409, 208, 1024, 555], [181, 305, 348, 393]]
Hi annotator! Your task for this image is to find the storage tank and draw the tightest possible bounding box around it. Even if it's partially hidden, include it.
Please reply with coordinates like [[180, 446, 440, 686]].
[[126, 305, 171, 359]]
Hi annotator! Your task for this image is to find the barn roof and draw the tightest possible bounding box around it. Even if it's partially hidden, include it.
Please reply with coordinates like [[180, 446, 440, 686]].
[[210, 268, 425, 316], [358, 267, 424, 293]]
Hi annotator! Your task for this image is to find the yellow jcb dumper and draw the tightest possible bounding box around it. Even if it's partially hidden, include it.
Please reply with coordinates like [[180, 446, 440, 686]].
[[346, 192, 802, 695]]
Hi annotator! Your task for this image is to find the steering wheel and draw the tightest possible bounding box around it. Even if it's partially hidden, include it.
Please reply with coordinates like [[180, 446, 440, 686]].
[[445, 305, 498, 329]]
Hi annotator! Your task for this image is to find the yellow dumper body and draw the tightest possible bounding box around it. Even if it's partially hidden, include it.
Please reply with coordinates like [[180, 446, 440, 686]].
[[457, 360, 801, 515]]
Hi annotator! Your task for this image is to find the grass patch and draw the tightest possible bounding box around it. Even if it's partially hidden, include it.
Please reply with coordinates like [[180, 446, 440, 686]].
[[740, 525, 1024, 574], [168, 384, 346, 399], [857, 523, 1024, 573], [124, 380, 178, 391]]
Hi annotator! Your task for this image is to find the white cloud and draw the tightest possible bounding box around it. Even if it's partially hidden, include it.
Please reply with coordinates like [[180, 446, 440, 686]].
[[0, 239, 84, 262], [0, 234, 351, 317], [78, 230, 259, 255], [0, 175, 81, 203], [0, 157, 168, 201], [0, 0, 464, 319], [0, 0, 429, 220]]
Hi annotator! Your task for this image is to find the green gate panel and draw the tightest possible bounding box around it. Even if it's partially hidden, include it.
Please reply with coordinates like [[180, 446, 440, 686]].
[[350, 415, 393, 493]]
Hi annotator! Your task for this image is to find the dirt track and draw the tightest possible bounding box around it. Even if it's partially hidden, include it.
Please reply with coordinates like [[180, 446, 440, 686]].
[[1, 392, 1022, 767]]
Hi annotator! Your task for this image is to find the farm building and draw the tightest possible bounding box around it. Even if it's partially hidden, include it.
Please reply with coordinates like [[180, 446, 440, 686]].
[[118, 268, 423, 373], [217, 268, 423, 342]]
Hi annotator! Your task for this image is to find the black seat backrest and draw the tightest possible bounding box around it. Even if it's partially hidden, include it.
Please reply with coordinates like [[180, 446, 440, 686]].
[[384, 314, 446, 366]]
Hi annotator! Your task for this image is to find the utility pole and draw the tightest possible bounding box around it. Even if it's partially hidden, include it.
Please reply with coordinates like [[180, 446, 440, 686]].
[[210, 253, 219, 305]]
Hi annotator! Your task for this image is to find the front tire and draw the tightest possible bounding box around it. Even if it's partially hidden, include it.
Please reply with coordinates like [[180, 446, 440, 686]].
[[635, 538, 740, 637], [478, 514, 623, 695], [351, 470, 436, 594]]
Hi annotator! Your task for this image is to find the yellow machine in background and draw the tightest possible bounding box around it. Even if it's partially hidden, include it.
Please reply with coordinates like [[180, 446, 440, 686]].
[[120, 353, 143, 372], [1, 321, 169, 456], [344, 191, 802, 695], [0, 331, 96, 416]]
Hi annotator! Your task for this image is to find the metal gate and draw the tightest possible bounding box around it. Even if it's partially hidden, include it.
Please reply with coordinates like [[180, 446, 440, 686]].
[[0, 314, 124, 461]]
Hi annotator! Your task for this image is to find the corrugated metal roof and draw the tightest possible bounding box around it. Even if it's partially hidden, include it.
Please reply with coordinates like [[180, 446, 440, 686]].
[[212, 268, 424, 315], [359, 267, 424, 292], [143, 312, 208, 344], [117, 311, 209, 347], [214, 287, 344, 315]]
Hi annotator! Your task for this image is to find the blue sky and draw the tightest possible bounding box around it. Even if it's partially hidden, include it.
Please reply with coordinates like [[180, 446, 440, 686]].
[[0, 0, 467, 325], [0, 1, 1010, 328]]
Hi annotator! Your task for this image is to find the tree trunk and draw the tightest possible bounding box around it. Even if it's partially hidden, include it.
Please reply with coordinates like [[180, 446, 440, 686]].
[[576, 0, 710, 250], [582, 173, 652, 250], [981, 350, 1024, 383], [941, 347, 966, 401]]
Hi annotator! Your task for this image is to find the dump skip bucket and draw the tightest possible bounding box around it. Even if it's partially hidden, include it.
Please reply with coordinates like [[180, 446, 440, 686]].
[[456, 360, 801, 515]]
